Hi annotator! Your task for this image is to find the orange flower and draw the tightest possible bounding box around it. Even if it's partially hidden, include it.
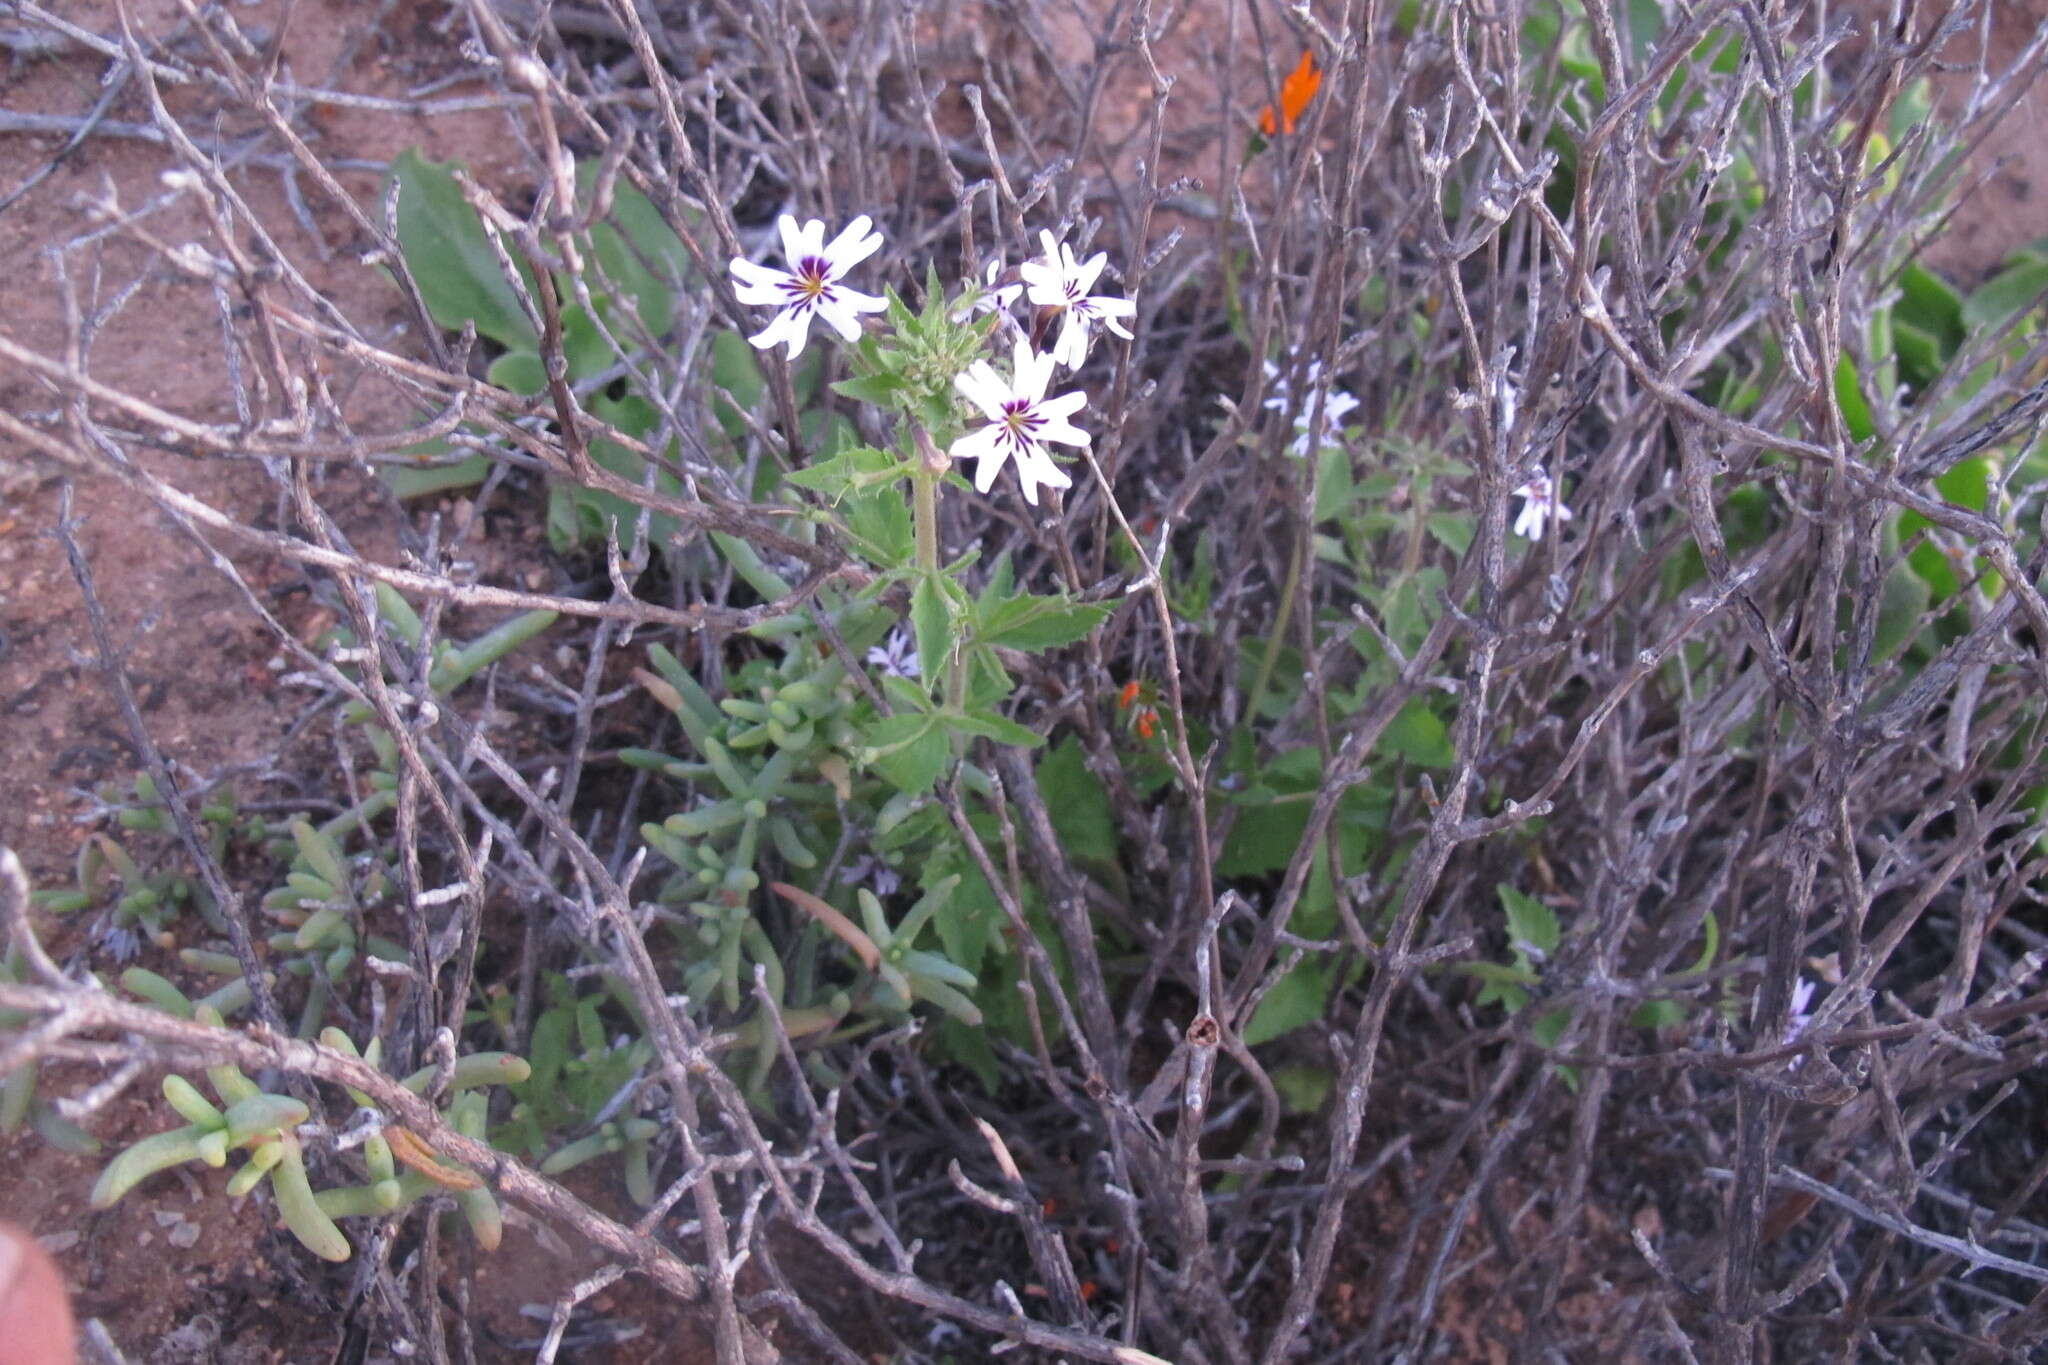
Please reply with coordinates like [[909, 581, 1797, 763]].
[[1136, 708, 1159, 741], [1118, 680, 1142, 710], [1259, 49, 1322, 137]]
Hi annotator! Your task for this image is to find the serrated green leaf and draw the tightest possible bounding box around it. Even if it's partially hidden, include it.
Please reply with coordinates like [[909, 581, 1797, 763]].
[[1426, 512, 1473, 556], [1498, 883, 1560, 958], [946, 708, 1042, 749], [976, 594, 1110, 653], [387, 148, 537, 350], [865, 714, 950, 795], [833, 372, 906, 406]]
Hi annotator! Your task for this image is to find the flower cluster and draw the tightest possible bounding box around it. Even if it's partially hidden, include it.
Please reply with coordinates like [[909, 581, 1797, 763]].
[[728, 215, 1135, 507]]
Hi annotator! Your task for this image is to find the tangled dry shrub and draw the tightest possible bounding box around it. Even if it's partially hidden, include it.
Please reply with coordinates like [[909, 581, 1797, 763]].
[[6, 1, 2048, 1362]]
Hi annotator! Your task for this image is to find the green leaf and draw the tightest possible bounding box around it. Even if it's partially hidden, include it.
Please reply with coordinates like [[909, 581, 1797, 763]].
[[833, 372, 906, 406], [1629, 999, 1687, 1030], [1962, 254, 2048, 332], [488, 351, 546, 395], [1384, 698, 1454, 768], [1872, 556, 1933, 661], [1498, 883, 1560, 958], [1035, 737, 1116, 863], [1242, 959, 1334, 1046], [864, 714, 950, 795], [1834, 352, 1875, 444], [1272, 1063, 1333, 1115], [587, 220, 673, 339], [1529, 1006, 1580, 1090], [711, 332, 766, 442], [1313, 443, 1354, 522], [912, 575, 951, 686], [1426, 512, 1474, 556], [1898, 261, 1963, 352], [386, 148, 537, 350], [947, 708, 1043, 749], [977, 594, 1111, 653], [938, 1016, 1001, 1092]]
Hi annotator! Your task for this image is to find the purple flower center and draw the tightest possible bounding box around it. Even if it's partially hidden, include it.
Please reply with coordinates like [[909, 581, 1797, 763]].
[[1001, 399, 1043, 447], [782, 256, 834, 307]]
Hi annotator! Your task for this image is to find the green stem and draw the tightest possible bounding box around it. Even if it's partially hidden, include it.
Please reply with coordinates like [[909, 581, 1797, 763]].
[[1243, 524, 1306, 732], [912, 466, 939, 574]]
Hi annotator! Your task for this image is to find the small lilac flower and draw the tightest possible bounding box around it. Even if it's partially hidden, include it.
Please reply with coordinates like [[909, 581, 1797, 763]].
[[1783, 976, 1817, 1044], [950, 338, 1089, 505], [728, 214, 887, 358], [1020, 230, 1136, 369], [839, 856, 902, 899], [1512, 474, 1573, 541], [865, 628, 920, 680], [1264, 356, 1360, 457]]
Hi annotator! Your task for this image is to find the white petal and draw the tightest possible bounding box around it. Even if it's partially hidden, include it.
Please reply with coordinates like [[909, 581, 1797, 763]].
[[1071, 250, 1109, 296], [1010, 339, 1054, 400], [1036, 388, 1088, 421], [751, 307, 811, 358], [838, 286, 887, 315], [730, 262, 793, 307], [730, 257, 785, 288], [812, 292, 869, 343], [952, 425, 1010, 493], [778, 216, 825, 265], [1013, 446, 1072, 504], [1020, 263, 1066, 309], [1049, 318, 1090, 370], [824, 215, 883, 271], [954, 362, 1013, 422], [1089, 295, 1136, 334], [1036, 229, 1062, 270]]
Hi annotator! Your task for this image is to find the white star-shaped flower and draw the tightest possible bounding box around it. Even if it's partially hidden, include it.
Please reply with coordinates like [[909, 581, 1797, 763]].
[[950, 338, 1089, 505], [951, 258, 1024, 323], [1020, 230, 1136, 369], [1264, 356, 1360, 457], [728, 214, 887, 358], [1511, 474, 1572, 541]]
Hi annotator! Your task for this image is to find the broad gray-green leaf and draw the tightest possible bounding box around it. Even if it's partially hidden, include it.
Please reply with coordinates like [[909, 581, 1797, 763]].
[[387, 148, 537, 350]]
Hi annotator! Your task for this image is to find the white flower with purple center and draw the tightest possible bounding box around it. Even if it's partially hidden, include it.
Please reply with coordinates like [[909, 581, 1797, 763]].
[[1511, 474, 1573, 541], [950, 338, 1088, 505], [1264, 356, 1360, 457], [728, 214, 887, 359], [1021, 230, 1136, 369]]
